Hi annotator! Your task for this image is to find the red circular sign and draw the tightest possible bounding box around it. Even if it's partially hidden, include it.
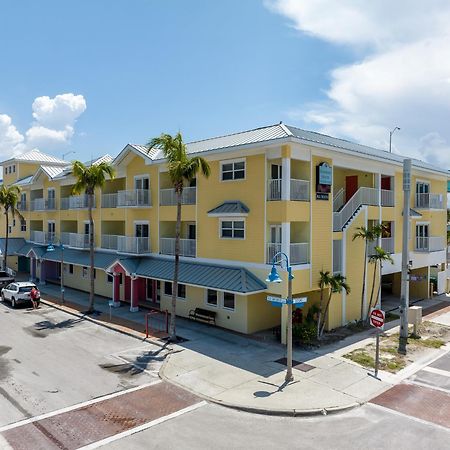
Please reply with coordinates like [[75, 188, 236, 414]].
[[370, 309, 385, 328]]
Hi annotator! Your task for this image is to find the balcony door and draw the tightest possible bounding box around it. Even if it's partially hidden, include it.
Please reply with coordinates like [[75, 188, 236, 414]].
[[188, 224, 196, 240], [135, 223, 149, 238], [345, 176, 358, 202], [47, 221, 55, 243], [146, 279, 160, 305], [271, 164, 282, 180], [135, 176, 149, 190], [270, 225, 282, 244], [416, 223, 429, 250]]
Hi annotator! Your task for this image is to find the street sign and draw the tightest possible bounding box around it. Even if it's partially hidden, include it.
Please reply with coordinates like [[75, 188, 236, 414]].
[[369, 308, 385, 330], [267, 296, 285, 304], [291, 297, 307, 305], [266, 296, 307, 306]]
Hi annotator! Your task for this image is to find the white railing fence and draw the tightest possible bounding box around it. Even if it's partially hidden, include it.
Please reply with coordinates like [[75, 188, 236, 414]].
[[30, 230, 55, 244], [333, 188, 345, 212], [381, 189, 395, 207], [290, 179, 310, 201], [415, 193, 443, 209], [415, 236, 445, 252], [30, 198, 46, 211], [290, 242, 309, 264], [101, 193, 118, 208], [368, 237, 395, 255], [101, 234, 120, 250], [60, 232, 90, 248], [266, 243, 282, 263], [267, 179, 282, 201], [117, 189, 151, 207], [159, 238, 196, 257], [160, 187, 196, 206], [61, 195, 92, 210], [118, 236, 150, 253]]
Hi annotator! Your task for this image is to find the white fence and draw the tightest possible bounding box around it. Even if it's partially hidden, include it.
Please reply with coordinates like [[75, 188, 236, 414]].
[[117, 236, 150, 254], [30, 198, 46, 211], [117, 189, 151, 207], [30, 231, 55, 244], [60, 232, 90, 248], [415, 236, 445, 252], [159, 238, 196, 257], [267, 179, 310, 201], [61, 195, 92, 210], [101, 193, 118, 208], [266, 242, 309, 264], [381, 189, 395, 207], [333, 188, 345, 212], [160, 187, 196, 206], [101, 234, 119, 250], [415, 193, 443, 209]]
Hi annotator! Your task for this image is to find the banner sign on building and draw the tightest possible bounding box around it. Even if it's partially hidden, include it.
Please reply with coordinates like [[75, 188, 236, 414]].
[[316, 162, 332, 199]]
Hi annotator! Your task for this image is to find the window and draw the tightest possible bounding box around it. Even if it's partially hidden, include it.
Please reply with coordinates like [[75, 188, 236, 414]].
[[221, 160, 245, 181], [206, 289, 218, 307], [8, 226, 12, 234], [134, 176, 150, 190], [107, 274, 113, 283], [220, 220, 245, 239], [164, 282, 172, 296], [13, 219, 16, 227], [223, 292, 235, 310], [20, 220, 26, 232], [12, 165, 15, 173], [82, 266, 88, 278], [69, 264, 74, 274], [177, 283, 186, 299]]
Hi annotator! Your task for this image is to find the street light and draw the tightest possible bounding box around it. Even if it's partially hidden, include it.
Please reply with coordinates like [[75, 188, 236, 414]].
[[266, 252, 294, 382], [389, 127, 400, 153], [46, 242, 65, 304]]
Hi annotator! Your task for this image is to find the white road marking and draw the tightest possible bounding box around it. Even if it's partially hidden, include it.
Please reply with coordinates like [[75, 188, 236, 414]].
[[407, 379, 450, 394], [0, 380, 161, 433], [421, 366, 450, 378], [368, 403, 450, 433], [78, 401, 207, 450]]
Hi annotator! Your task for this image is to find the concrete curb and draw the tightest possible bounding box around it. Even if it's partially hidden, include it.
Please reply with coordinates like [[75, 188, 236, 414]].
[[40, 298, 166, 349], [158, 354, 363, 417]]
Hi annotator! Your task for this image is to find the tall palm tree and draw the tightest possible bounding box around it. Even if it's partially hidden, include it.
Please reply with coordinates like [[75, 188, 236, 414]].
[[147, 132, 210, 341], [367, 246, 394, 319], [0, 185, 23, 271], [352, 224, 385, 321], [320, 273, 350, 337], [317, 270, 333, 339], [72, 161, 115, 313]]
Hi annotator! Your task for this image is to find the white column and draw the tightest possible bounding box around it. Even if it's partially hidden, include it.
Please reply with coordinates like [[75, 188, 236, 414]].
[[111, 273, 121, 307], [281, 157, 291, 201], [281, 222, 290, 261]]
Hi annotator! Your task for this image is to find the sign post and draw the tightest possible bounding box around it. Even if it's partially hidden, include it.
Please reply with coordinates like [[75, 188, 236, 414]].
[[369, 308, 385, 378]]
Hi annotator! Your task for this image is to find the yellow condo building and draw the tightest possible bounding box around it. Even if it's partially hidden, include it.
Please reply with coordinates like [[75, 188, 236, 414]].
[[0, 124, 448, 339]]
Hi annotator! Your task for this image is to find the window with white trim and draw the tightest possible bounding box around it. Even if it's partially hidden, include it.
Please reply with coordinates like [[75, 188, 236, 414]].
[[69, 264, 74, 274], [20, 220, 26, 232], [164, 282, 186, 299], [221, 160, 245, 181], [206, 289, 218, 307], [82, 266, 88, 278], [220, 220, 245, 239], [223, 292, 235, 310], [107, 274, 113, 283]]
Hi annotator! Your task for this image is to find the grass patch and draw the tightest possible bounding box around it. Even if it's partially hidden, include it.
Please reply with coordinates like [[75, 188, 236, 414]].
[[344, 349, 375, 368], [410, 337, 445, 348]]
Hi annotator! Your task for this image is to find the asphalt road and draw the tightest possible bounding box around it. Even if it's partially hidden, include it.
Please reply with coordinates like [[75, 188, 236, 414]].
[[0, 299, 449, 449]]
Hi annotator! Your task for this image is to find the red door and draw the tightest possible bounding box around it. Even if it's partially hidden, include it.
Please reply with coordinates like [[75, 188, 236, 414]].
[[345, 176, 358, 202], [381, 176, 391, 190]]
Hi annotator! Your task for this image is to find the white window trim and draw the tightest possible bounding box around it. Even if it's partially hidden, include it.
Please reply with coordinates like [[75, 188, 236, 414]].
[[205, 289, 219, 308], [163, 281, 187, 300], [134, 174, 150, 188], [222, 292, 236, 312], [219, 218, 246, 240], [220, 158, 246, 182], [82, 266, 88, 278]]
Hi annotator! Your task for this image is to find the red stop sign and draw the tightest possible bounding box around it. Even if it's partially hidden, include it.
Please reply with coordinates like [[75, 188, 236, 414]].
[[370, 308, 385, 329]]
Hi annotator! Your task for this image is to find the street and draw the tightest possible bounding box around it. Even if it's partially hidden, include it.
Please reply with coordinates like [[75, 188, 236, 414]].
[[0, 301, 449, 449]]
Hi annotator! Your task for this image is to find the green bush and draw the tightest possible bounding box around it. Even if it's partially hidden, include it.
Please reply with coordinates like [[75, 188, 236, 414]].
[[293, 321, 316, 344]]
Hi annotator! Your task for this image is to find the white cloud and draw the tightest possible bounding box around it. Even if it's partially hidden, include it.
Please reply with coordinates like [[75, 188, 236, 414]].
[[0, 93, 86, 161], [268, 0, 450, 168]]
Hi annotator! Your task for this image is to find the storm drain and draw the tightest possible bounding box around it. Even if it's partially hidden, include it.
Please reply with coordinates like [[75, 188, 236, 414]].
[[275, 357, 315, 372]]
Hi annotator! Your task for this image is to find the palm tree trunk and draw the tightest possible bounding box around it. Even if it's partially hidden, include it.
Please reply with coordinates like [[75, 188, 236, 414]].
[[169, 187, 182, 341], [360, 241, 368, 322], [320, 290, 334, 337], [367, 260, 378, 321], [317, 287, 324, 340], [3, 211, 8, 271], [88, 192, 95, 313]]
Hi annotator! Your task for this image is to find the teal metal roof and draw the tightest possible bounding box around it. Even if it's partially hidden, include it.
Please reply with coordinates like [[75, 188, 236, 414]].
[[42, 247, 118, 270], [208, 201, 250, 216], [0, 238, 27, 256]]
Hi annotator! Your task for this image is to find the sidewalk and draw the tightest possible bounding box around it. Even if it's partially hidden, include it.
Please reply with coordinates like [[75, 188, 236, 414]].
[[35, 281, 450, 416]]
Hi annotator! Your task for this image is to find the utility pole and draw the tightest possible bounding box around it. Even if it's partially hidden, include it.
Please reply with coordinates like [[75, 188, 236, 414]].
[[389, 127, 400, 153], [399, 158, 411, 354]]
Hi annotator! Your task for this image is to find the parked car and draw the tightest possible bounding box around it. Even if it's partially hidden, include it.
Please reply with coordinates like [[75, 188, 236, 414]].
[[0, 271, 15, 289], [1, 282, 38, 308]]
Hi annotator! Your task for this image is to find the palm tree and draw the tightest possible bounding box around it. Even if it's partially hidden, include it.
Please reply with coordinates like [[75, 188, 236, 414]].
[[317, 270, 333, 339], [0, 185, 23, 271], [367, 246, 394, 318], [352, 224, 385, 321], [320, 273, 350, 337], [72, 161, 115, 313], [147, 132, 210, 341]]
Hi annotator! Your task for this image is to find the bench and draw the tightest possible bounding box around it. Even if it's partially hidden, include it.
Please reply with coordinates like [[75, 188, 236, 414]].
[[189, 307, 216, 325]]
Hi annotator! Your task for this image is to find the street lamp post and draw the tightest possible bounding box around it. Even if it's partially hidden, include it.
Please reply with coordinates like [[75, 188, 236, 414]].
[[46, 242, 65, 304], [389, 127, 400, 153], [266, 252, 294, 382]]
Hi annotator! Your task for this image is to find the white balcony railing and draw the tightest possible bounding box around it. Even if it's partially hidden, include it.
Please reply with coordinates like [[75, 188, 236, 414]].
[[415, 193, 443, 209], [266, 242, 309, 264], [30, 231, 55, 244], [415, 236, 445, 252], [117, 236, 150, 254], [381, 189, 395, 207], [369, 237, 395, 255], [290, 179, 310, 201], [30, 198, 46, 211], [160, 187, 196, 206], [60, 232, 90, 249], [267, 179, 310, 201], [159, 238, 196, 257], [101, 193, 118, 208], [117, 189, 151, 207], [17, 201, 27, 211], [101, 234, 120, 250], [333, 188, 345, 212], [61, 195, 93, 210]]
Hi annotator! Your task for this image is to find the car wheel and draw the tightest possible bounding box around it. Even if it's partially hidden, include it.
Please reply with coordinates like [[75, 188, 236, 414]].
[[11, 297, 16, 309]]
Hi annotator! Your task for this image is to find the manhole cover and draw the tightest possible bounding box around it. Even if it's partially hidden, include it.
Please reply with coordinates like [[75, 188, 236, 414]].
[[275, 357, 315, 372]]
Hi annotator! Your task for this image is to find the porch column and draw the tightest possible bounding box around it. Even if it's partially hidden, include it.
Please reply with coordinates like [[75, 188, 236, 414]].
[[281, 222, 290, 261], [130, 276, 139, 312], [111, 273, 121, 307], [39, 260, 46, 285], [30, 257, 35, 281], [281, 157, 291, 201], [152, 280, 157, 303]]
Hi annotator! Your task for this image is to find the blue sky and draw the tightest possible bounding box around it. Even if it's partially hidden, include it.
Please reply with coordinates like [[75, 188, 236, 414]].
[[1, 1, 449, 168]]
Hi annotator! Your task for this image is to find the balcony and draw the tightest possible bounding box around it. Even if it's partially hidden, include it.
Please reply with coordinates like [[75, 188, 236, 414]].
[[30, 230, 55, 245], [160, 238, 196, 257], [117, 236, 150, 254], [61, 232, 90, 249], [160, 187, 196, 206], [101, 193, 118, 208], [101, 234, 120, 250], [30, 198, 56, 211], [266, 242, 309, 265], [381, 189, 395, 207], [369, 237, 395, 255], [117, 189, 151, 207], [61, 195, 93, 210], [415, 236, 445, 252], [415, 193, 443, 209], [267, 179, 310, 201]]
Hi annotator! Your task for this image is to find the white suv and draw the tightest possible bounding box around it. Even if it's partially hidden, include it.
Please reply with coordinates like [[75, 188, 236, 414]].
[[1, 282, 38, 308]]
